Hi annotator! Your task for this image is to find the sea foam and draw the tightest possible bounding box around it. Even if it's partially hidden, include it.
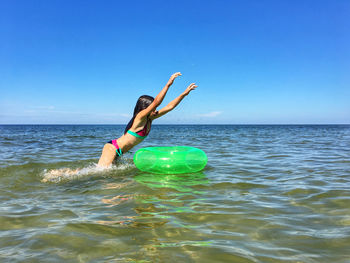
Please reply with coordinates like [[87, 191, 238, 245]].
[[41, 162, 134, 183]]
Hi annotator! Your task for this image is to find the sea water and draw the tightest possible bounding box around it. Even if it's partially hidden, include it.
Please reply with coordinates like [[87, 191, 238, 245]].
[[0, 125, 349, 262]]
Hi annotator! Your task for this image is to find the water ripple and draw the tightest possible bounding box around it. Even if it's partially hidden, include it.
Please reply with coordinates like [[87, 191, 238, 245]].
[[0, 125, 350, 262]]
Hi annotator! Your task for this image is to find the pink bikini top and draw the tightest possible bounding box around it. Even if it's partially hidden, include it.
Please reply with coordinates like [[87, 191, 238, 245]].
[[127, 119, 151, 139]]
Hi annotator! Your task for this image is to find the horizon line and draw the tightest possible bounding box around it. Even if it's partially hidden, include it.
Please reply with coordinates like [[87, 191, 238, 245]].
[[1, 123, 349, 126]]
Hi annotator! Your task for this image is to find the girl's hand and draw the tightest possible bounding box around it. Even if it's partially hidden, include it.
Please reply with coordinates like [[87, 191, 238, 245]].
[[167, 72, 182, 87], [170, 72, 182, 80], [183, 83, 197, 96]]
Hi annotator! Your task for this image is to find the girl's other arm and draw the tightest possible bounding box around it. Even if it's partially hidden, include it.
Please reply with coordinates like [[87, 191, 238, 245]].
[[138, 72, 182, 119], [151, 83, 197, 120]]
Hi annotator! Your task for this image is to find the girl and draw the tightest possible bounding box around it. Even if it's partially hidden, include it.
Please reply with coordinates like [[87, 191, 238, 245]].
[[97, 72, 197, 167]]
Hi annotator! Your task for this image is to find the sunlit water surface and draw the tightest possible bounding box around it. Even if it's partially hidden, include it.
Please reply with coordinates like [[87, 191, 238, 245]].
[[0, 125, 349, 263]]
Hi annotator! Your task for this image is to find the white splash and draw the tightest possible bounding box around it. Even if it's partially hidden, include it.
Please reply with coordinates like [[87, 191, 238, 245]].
[[41, 162, 134, 183]]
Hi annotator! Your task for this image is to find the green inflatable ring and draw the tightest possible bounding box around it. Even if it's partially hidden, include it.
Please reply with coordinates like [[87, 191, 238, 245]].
[[133, 146, 208, 174]]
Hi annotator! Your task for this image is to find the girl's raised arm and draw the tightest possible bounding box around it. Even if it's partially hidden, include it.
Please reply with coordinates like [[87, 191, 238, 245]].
[[137, 72, 182, 119], [151, 83, 197, 120]]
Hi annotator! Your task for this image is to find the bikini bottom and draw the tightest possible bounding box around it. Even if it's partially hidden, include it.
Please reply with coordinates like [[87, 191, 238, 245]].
[[107, 139, 123, 157]]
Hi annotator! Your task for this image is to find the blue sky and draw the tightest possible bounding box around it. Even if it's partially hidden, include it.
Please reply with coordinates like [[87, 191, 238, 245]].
[[1, 0, 349, 124]]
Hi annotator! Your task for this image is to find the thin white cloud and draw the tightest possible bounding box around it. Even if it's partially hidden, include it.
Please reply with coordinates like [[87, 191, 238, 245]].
[[89, 113, 132, 118], [24, 106, 131, 118], [198, 111, 222, 117], [31, 106, 55, 110], [119, 113, 132, 118]]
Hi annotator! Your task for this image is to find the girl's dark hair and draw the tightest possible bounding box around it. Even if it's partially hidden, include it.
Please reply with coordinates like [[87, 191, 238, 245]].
[[124, 95, 154, 134]]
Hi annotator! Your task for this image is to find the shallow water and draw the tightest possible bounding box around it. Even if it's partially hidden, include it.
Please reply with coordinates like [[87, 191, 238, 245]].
[[0, 125, 350, 262]]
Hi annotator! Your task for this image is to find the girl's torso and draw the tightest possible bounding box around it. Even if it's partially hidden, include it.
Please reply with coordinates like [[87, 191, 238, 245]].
[[116, 118, 152, 153]]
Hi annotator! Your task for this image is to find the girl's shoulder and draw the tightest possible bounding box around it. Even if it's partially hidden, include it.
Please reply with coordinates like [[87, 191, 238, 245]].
[[131, 115, 150, 130]]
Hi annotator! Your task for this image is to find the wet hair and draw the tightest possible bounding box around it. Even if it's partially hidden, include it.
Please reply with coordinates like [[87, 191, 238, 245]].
[[124, 95, 154, 134]]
